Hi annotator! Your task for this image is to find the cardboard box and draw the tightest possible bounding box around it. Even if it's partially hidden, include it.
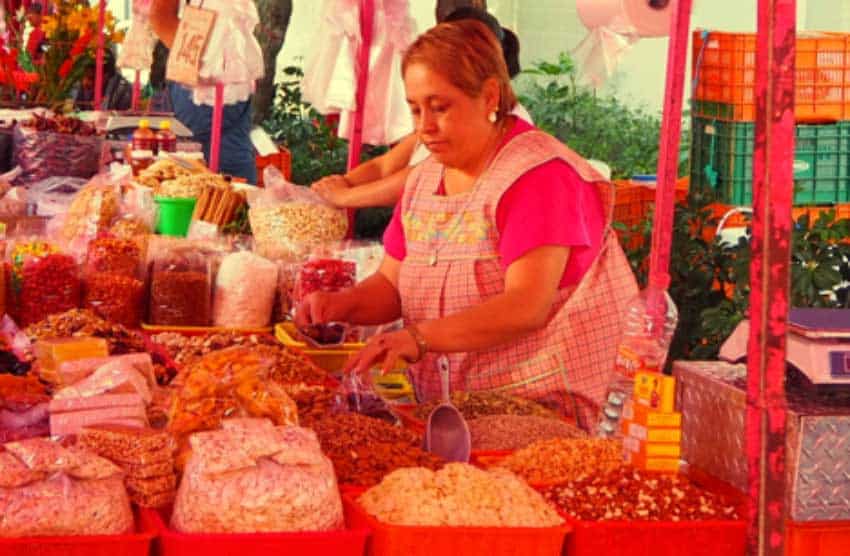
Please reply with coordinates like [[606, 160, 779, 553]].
[[622, 400, 682, 428], [623, 435, 682, 458], [624, 449, 681, 473], [623, 420, 682, 443], [634, 371, 677, 413]]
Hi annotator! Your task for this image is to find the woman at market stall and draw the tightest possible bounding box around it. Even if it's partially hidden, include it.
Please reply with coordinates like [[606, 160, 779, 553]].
[[296, 20, 637, 429], [310, 7, 531, 210]]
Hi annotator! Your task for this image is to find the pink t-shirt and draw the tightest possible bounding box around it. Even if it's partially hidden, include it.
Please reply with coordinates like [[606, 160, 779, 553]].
[[383, 118, 605, 288]]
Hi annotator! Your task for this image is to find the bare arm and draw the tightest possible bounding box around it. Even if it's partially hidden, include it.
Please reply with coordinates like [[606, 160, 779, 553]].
[[345, 246, 570, 374], [346, 134, 418, 184], [150, 0, 181, 49]]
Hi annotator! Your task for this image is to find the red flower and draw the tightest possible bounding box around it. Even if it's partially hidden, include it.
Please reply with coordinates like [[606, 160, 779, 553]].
[[58, 59, 73, 79], [70, 32, 92, 57]]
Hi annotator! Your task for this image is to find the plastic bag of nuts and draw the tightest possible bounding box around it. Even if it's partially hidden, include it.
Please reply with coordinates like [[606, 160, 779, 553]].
[[248, 168, 347, 259], [83, 237, 145, 328]]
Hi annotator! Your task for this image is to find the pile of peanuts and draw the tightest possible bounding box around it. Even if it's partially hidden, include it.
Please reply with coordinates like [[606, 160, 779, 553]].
[[494, 438, 623, 485], [542, 468, 741, 521], [249, 202, 348, 257], [468, 414, 586, 451], [413, 391, 558, 421]]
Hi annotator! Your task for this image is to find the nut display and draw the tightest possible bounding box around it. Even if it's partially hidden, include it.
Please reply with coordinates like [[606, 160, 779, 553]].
[[359, 463, 564, 527], [413, 391, 559, 421], [495, 438, 623, 485], [250, 202, 348, 258], [285, 383, 336, 426], [136, 159, 193, 190], [542, 468, 741, 521], [25, 309, 146, 355], [309, 412, 443, 486], [468, 415, 586, 451], [157, 173, 229, 199]]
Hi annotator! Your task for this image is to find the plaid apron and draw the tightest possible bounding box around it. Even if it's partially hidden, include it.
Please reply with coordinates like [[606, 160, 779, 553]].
[[397, 130, 638, 428]]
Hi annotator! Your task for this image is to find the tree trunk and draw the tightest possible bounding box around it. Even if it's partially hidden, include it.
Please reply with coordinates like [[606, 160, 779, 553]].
[[252, 0, 293, 125], [435, 0, 487, 22]]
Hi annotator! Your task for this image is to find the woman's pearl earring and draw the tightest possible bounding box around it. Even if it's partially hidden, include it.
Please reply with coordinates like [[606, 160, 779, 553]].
[[488, 111, 497, 123]]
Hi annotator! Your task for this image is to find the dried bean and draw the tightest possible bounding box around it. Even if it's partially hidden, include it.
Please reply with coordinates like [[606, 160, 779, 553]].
[[495, 438, 623, 485], [469, 414, 585, 451], [414, 391, 559, 420]]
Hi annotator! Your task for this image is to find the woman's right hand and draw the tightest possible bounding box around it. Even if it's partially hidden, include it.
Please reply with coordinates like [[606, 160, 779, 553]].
[[294, 290, 351, 328]]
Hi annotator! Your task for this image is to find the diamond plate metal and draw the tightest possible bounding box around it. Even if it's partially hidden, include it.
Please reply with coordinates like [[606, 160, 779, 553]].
[[674, 361, 850, 522]]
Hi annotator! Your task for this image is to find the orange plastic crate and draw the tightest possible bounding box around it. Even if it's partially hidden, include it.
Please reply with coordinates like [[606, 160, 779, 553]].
[[256, 147, 292, 186], [786, 520, 850, 556], [613, 177, 689, 249], [342, 492, 570, 556], [693, 30, 850, 122]]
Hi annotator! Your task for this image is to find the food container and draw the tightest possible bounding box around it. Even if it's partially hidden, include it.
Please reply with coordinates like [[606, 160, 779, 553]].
[[140, 506, 369, 556], [83, 237, 145, 328], [7, 241, 81, 326], [148, 246, 212, 327], [0, 511, 154, 556], [786, 520, 850, 556], [343, 492, 570, 556]]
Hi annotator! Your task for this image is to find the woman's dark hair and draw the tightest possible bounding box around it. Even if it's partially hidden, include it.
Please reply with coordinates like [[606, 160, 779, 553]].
[[150, 41, 169, 90], [442, 7, 521, 79]]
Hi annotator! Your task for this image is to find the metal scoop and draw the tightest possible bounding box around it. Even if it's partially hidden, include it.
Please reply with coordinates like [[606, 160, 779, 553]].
[[425, 356, 471, 462]]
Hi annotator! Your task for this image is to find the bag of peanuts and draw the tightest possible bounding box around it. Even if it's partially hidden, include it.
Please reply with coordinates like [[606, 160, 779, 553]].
[[0, 437, 133, 537], [59, 175, 121, 249], [248, 167, 347, 260], [172, 418, 343, 533], [6, 239, 81, 327]]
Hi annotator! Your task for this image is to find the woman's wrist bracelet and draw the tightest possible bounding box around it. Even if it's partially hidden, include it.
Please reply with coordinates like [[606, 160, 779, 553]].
[[405, 324, 428, 363]]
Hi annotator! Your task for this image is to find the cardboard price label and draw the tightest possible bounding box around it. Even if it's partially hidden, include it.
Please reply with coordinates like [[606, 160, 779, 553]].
[[166, 6, 217, 87]]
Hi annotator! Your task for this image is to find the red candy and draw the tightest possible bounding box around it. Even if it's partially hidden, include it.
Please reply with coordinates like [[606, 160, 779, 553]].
[[294, 259, 356, 304], [16, 254, 81, 326]]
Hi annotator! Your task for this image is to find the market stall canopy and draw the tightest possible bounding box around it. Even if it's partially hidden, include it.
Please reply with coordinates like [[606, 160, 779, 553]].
[[301, 0, 417, 146]]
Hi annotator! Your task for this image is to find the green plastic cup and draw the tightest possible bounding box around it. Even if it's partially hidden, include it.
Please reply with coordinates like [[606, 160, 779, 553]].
[[155, 196, 197, 237]]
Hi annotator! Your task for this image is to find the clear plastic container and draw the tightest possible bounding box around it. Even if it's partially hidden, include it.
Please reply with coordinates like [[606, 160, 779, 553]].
[[597, 275, 678, 438], [83, 238, 145, 328], [148, 246, 212, 327]]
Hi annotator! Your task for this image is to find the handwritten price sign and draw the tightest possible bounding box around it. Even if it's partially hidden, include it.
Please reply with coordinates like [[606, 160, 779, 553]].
[[166, 6, 217, 87]]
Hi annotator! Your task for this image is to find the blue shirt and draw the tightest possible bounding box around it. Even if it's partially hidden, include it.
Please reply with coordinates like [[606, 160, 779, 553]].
[[168, 82, 257, 183]]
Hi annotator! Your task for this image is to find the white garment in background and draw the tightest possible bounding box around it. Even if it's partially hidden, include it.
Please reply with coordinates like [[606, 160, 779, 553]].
[[408, 103, 535, 166], [182, 0, 264, 106], [302, 0, 417, 146]]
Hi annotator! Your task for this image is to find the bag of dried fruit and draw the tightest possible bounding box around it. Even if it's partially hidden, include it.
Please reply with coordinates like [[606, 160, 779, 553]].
[[83, 237, 146, 328], [6, 239, 81, 327], [172, 418, 343, 533], [0, 437, 133, 537], [248, 167, 348, 260]]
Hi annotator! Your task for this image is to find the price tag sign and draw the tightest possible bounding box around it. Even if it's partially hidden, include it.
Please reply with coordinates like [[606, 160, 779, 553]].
[[166, 6, 217, 87]]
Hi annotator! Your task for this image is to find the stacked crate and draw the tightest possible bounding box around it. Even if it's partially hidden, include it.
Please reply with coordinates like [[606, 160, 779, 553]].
[[690, 30, 850, 207]]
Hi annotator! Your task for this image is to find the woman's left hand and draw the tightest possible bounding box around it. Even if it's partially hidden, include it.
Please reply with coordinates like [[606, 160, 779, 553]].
[[344, 328, 419, 377]]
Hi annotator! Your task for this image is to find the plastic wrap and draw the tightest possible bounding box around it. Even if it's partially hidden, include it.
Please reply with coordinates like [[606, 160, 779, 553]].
[[59, 177, 121, 248], [294, 258, 356, 305], [249, 167, 347, 259], [12, 126, 104, 187], [0, 437, 133, 537], [117, 0, 157, 71], [212, 251, 277, 327], [54, 360, 153, 403], [26, 177, 88, 218], [171, 418, 343, 533], [187, 0, 264, 106], [83, 237, 145, 328], [7, 240, 81, 327], [148, 244, 213, 326], [167, 346, 299, 462]]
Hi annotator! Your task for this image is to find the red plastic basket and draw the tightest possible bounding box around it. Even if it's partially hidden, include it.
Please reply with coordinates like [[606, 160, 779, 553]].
[[256, 148, 292, 187], [0, 511, 155, 556], [786, 520, 850, 556], [343, 492, 570, 556], [693, 30, 850, 122], [141, 506, 369, 556]]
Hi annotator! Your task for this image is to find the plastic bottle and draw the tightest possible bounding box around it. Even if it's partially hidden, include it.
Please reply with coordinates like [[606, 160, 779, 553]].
[[156, 120, 177, 154], [132, 119, 156, 153], [597, 273, 678, 438]]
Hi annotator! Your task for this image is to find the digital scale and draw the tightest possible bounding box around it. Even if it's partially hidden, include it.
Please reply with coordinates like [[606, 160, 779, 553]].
[[719, 308, 850, 389]]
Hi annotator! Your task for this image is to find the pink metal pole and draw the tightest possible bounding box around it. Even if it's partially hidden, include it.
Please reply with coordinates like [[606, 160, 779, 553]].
[[745, 1, 795, 555], [209, 83, 224, 172], [346, 0, 375, 172], [94, 0, 106, 109], [131, 70, 141, 111], [648, 0, 693, 287]]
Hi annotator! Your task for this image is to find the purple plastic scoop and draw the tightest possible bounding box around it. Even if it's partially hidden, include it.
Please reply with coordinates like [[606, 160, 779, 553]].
[[425, 356, 471, 462]]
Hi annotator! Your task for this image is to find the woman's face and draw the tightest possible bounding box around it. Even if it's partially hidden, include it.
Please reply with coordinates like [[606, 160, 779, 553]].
[[404, 62, 496, 169]]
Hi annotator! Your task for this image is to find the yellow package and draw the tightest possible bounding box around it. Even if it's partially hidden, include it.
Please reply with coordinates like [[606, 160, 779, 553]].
[[633, 371, 676, 413], [622, 400, 682, 428], [34, 337, 109, 375]]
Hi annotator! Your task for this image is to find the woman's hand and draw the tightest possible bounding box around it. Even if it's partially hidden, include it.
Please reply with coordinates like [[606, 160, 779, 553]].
[[294, 291, 352, 328], [311, 175, 353, 208], [344, 328, 419, 377]]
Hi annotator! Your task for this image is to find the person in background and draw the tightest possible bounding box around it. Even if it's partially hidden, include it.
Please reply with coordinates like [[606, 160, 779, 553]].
[[149, 0, 257, 183], [74, 49, 132, 111], [310, 7, 531, 210], [24, 3, 46, 64], [145, 40, 172, 113], [297, 20, 636, 429]]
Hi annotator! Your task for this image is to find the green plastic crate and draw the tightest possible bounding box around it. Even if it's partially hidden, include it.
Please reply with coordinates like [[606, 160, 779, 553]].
[[690, 116, 850, 205]]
